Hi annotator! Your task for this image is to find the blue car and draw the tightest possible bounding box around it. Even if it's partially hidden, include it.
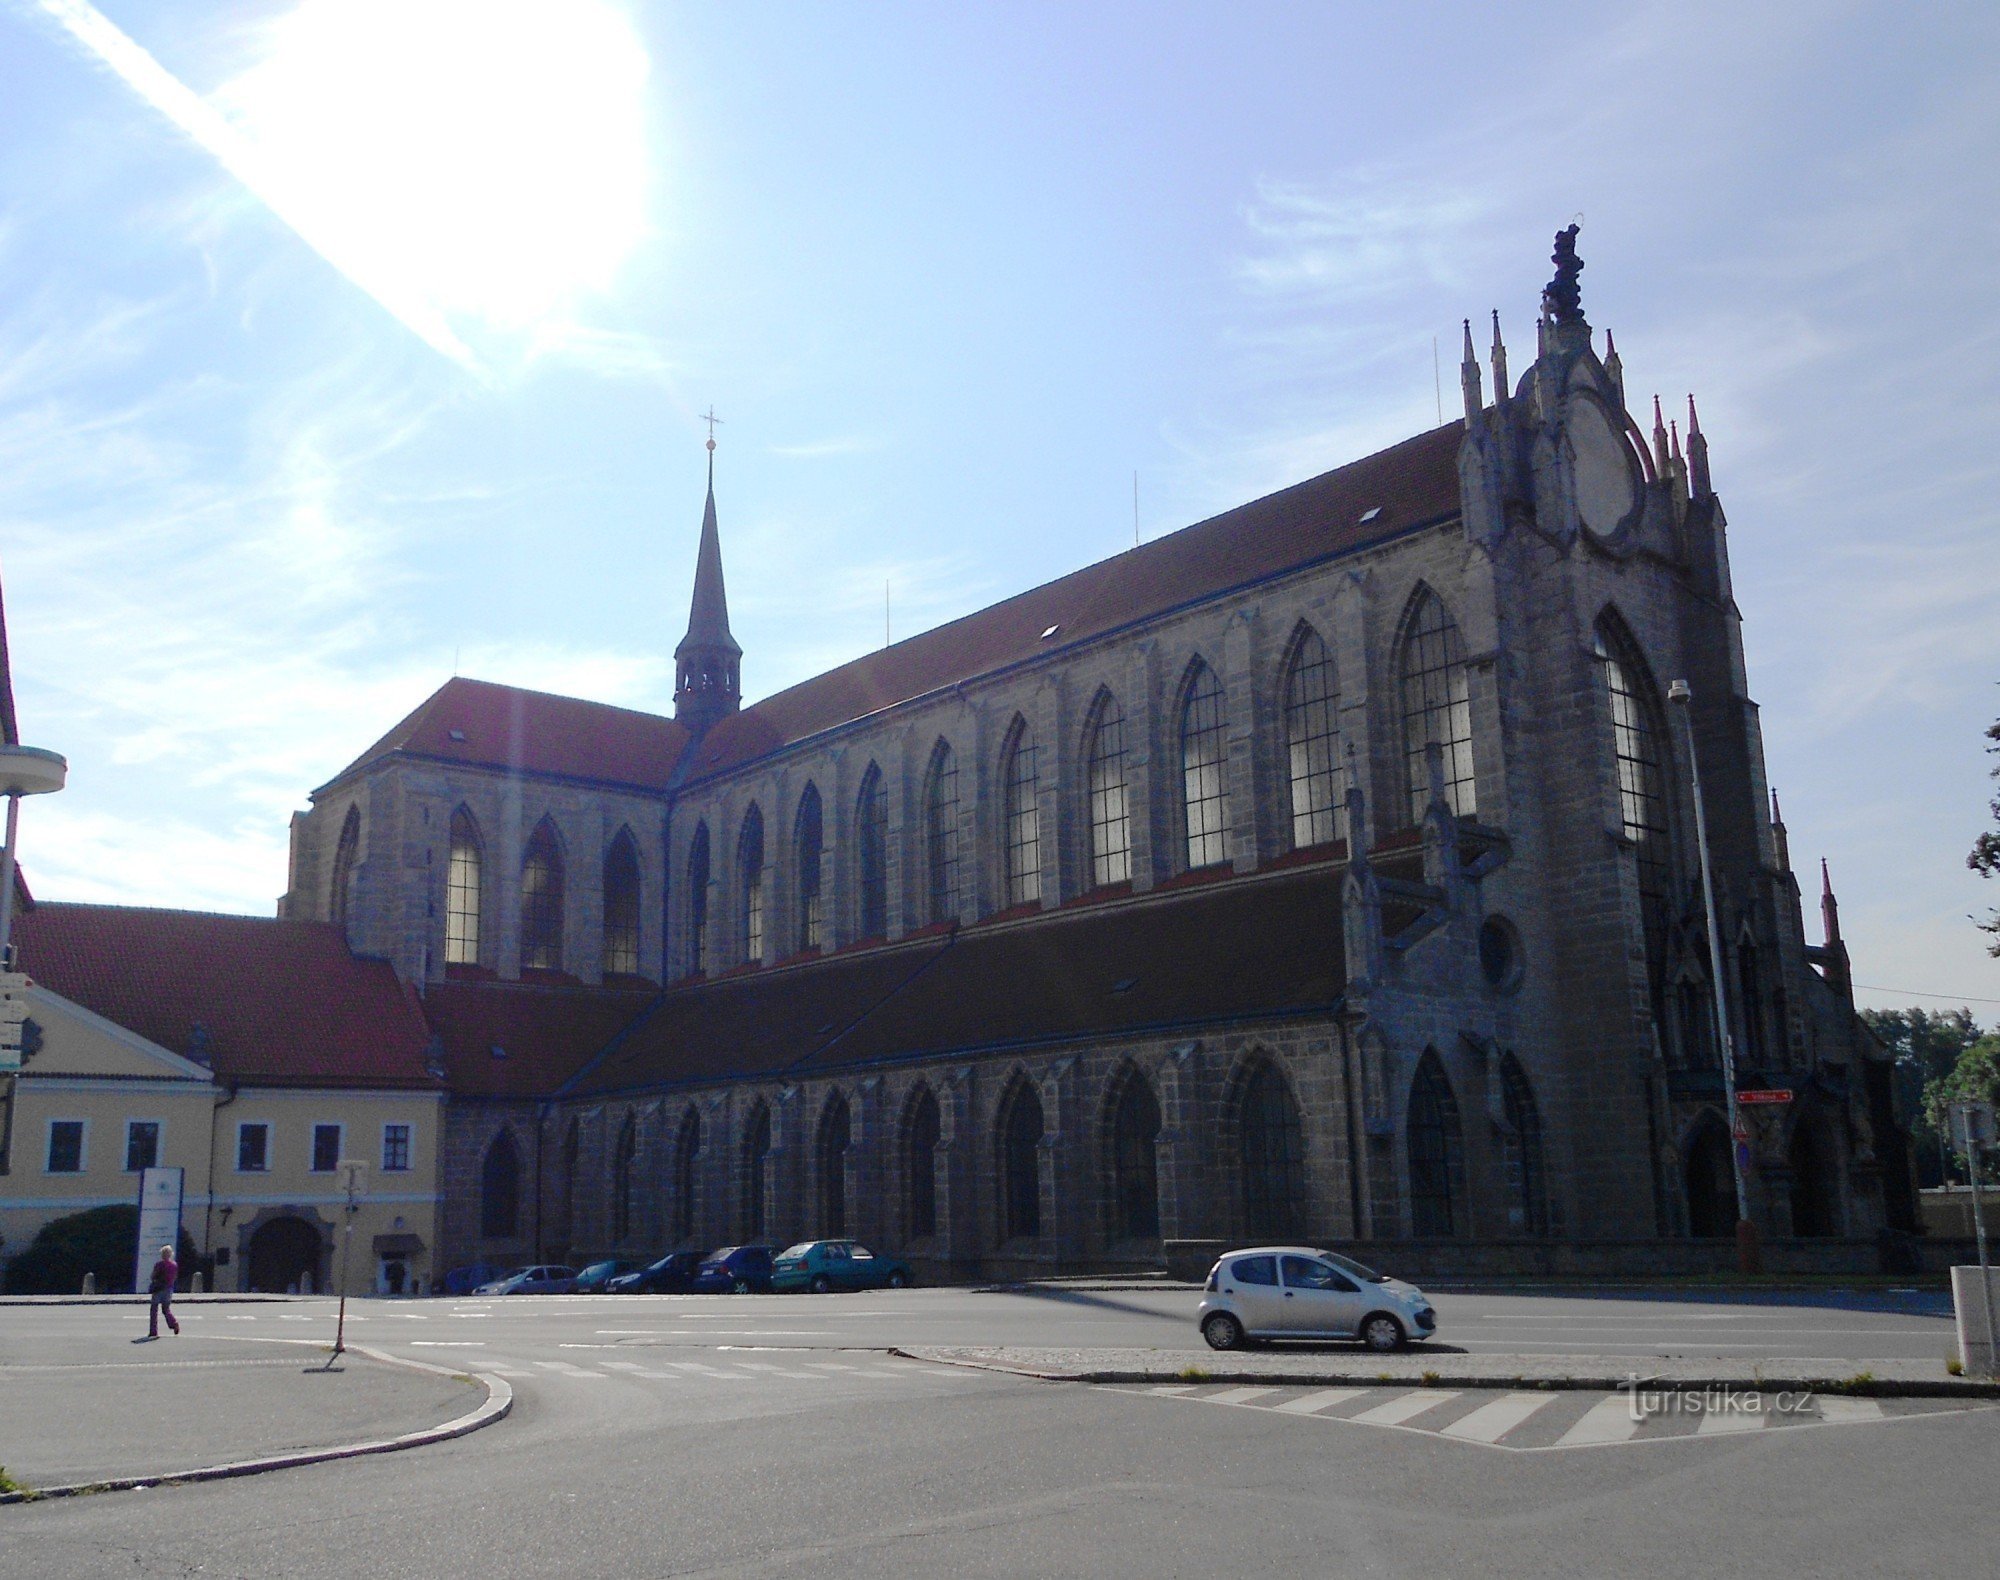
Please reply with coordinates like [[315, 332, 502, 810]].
[[691, 1245, 775, 1293]]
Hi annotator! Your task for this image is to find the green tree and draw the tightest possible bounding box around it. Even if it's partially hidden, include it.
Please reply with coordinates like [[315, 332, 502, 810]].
[[1864, 1006, 1984, 1187], [0, 1205, 200, 1295], [1924, 1033, 2000, 1187], [1973, 714, 2000, 956]]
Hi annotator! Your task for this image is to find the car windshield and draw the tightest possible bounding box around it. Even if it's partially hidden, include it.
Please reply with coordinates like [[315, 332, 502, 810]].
[[1320, 1251, 1388, 1283], [581, 1262, 618, 1278], [778, 1243, 816, 1259], [703, 1248, 739, 1265]]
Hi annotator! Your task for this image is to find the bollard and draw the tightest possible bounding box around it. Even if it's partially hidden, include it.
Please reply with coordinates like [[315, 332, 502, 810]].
[[192, 1270, 206, 1294], [80, 1271, 96, 1295]]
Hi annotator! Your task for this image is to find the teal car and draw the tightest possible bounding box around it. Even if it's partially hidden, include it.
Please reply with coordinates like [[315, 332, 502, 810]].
[[771, 1239, 914, 1293]]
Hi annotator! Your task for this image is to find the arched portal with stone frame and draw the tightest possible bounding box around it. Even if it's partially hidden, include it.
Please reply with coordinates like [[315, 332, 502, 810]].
[[1099, 1062, 1162, 1246], [816, 1089, 851, 1238], [899, 1081, 941, 1244], [741, 1101, 772, 1242], [1496, 1053, 1549, 1237], [611, 1109, 637, 1245], [1221, 1053, 1306, 1242], [670, 1106, 702, 1245], [995, 1073, 1044, 1245], [1682, 1112, 1734, 1239], [1787, 1105, 1844, 1238], [479, 1128, 522, 1240]]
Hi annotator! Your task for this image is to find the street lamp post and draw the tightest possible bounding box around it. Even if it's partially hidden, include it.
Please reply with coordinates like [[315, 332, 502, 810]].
[[332, 1159, 366, 1359], [1666, 679, 1761, 1275]]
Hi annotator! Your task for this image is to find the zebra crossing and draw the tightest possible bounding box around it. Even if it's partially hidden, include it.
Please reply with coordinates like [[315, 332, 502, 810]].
[[1117, 1381, 1992, 1452]]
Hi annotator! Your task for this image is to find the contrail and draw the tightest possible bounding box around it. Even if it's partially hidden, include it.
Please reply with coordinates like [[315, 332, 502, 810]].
[[28, 0, 477, 369]]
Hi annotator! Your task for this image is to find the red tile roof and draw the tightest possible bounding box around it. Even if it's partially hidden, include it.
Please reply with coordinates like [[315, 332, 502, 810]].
[[680, 421, 1465, 779], [563, 863, 1348, 1098], [322, 676, 691, 794], [14, 904, 439, 1089], [421, 979, 657, 1099]]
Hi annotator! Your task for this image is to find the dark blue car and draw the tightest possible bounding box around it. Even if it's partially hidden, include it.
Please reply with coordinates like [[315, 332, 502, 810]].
[[608, 1250, 707, 1294], [692, 1245, 775, 1293]]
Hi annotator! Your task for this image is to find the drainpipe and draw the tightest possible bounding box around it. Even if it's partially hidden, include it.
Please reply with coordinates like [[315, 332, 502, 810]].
[[533, 1101, 550, 1263], [205, 1081, 239, 1288]]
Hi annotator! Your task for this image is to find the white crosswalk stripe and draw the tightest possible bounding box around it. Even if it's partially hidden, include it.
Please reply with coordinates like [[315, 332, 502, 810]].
[[1348, 1390, 1463, 1426], [1695, 1405, 1767, 1435], [1816, 1397, 1885, 1423], [1440, 1392, 1558, 1443], [1554, 1395, 1641, 1446], [1273, 1388, 1367, 1415]]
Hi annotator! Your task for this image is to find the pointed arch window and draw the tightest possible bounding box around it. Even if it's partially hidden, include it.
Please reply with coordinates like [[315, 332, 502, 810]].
[[925, 741, 960, 924], [744, 1104, 771, 1240], [856, 765, 888, 941], [739, 806, 765, 964], [603, 829, 641, 977], [903, 1085, 939, 1241], [686, 822, 711, 976], [1284, 625, 1345, 849], [1180, 661, 1229, 869], [479, 1131, 520, 1239], [1002, 718, 1041, 907], [520, 819, 565, 971], [672, 1107, 701, 1243], [1085, 692, 1131, 888], [1240, 1062, 1304, 1239], [818, 1092, 850, 1237], [1407, 1051, 1465, 1238], [1595, 617, 1671, 985], [999, 1080, 1044, 1241], [1109, 1073, 1162, 1241], [445, 808, 483, 965], [612, 1110, 636, 1243], [1398, 589, 1475, 823], [330, 805, 361, 931], [795, 784, 824, 952]]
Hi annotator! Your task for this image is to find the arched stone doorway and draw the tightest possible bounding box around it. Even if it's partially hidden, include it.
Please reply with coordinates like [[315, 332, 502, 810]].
[[1789, 1116, 1841, 1238], [247, 1215, 324, 1293], [1684, 1119, 1734, 1238], [1107, 1073, 1161, 1243]]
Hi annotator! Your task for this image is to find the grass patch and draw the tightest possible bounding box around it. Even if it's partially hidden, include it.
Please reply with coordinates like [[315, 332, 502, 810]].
[[0, 1466, 33, 1499], [1175, 1365, 1211, 1383], [1947, 1351, 1965, 1378], [1420, 1370, 1442, 1387], [1826, 1370, 1877, 1394]]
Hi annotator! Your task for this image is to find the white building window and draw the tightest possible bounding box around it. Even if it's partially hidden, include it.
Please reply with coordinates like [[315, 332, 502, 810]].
[[125, 1120, 162, 1173], [237, 1122, 270, 1173], [46, 1119, 85, 1174], [382, 1123, 412, 1172], [311, 1123, 343, 1174]]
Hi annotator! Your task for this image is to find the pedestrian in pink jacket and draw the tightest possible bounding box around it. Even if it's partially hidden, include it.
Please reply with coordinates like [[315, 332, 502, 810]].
[[146, 1246, 180, 1338]]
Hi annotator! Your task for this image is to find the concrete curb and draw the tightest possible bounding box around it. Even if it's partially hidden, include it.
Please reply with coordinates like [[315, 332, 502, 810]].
[[898, 1350, 2000, 1401], [0, 1295, 311, 1307], [0, 1344, 511, 1505]]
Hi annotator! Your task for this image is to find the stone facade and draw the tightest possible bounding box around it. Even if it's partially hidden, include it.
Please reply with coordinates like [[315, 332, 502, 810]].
[[285, 241, 1917, 1281]]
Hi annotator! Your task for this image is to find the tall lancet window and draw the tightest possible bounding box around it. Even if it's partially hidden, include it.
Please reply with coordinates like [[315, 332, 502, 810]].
[[1180, 660, 1229, 869], [795, 783, 824, 952], [925, 741, 960, 924], [520, 819, 565, 971], [1085, 691, 1131, 888], [1397, 588, 1475, 824], [739, 805, 765, 964], [1595, 615, 1672, 989], [602, 829, 641, 977], [856, 765, 887, 941], [445, 808, 483, 965], [686, 821, 711, 976], [1284, 624, 1345, 849], [1001, 718, 1041, 907]]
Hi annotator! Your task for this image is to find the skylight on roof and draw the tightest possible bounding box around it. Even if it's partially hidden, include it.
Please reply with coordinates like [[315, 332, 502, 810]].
[[1040, 624, 1061, 640], [489, 1043, 507, 1059], [449, 729, 467, 742], [1110, 977, 1138, 995], [1358, 507, 1382, 523]]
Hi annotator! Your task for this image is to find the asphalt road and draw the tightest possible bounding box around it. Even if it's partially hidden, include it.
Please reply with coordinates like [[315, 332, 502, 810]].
[[4, 1288, 1991, 1579]]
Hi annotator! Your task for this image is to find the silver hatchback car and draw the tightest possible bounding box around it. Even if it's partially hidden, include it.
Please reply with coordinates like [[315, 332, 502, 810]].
[[1196, 1247, 1437, 1352]]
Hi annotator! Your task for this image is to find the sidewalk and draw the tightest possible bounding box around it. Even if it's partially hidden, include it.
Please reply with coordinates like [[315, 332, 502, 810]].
[[904, 1344, 2000, 1399], [0, 1329, 501, 1499]]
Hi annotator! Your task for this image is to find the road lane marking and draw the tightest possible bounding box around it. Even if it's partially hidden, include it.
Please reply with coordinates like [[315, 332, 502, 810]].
[[1148, 1384, 1195, 1395], [1439, 1393, 1559, 1443], [1202, 1386, 1279, 1406], [409, 1341, 485, 1348], [1817, 1398, 1886, 1423], [1274, 1388, 1367, 1414], [1347, 1390, 1464, 1426], [1554, 1396, 1642, 1446], [1695, 1406, 1767, 1435], [532, 1360, 606, 1377]]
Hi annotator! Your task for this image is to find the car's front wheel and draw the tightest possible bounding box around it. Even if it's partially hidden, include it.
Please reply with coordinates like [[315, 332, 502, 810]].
[[1360, 1313, 1406, 1353], [1202, 1312, 1245, 1351]]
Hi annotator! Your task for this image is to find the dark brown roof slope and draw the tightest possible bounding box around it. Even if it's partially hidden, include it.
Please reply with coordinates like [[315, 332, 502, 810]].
[[566, 865, 1346, 1098], [14, 904, 438, 1089], [423, 979, 657, 1099], [683, 422, 1464, 778], [323, 676, 690, 794]]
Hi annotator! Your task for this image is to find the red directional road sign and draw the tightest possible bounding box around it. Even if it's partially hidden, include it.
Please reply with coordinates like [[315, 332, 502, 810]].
[[1737, 1089, 1793, 1104]]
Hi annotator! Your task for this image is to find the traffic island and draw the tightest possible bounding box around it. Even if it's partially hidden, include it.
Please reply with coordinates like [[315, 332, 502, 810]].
[[0, 1336, 509, 1503]]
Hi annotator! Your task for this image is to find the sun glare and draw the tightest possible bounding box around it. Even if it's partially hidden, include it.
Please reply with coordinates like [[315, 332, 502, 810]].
[[219, 0, 650, 340]]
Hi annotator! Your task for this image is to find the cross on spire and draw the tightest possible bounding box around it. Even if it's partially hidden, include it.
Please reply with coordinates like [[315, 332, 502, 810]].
[[700, 405, 723, 453]]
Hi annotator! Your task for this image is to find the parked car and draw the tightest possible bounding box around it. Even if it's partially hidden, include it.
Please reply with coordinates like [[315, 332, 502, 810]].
[[438, 1263, 507, 1296], [691, 1245, 775, 1293], [607, 1250, 708, 1294], [1195, 1247, 1437, 1352], [573, 1259, 643, 1293], [771, 1239, 914, 1294], [475, 1264, 580, 1296]]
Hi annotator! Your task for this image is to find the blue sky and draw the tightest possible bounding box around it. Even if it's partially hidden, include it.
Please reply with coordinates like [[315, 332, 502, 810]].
[[0, 0, 1995, 1015]]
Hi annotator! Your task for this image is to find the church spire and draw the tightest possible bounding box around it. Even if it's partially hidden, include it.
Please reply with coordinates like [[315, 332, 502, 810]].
[[673, 418, 742, 736]]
